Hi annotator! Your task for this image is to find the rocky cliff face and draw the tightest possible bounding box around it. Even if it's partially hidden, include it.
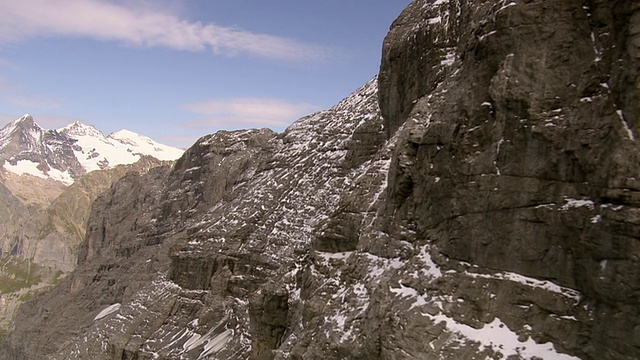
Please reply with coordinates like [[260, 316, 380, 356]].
[[376, 0, 640, 358], [2, 0, 640, 359], [0, 156, 170, 336]]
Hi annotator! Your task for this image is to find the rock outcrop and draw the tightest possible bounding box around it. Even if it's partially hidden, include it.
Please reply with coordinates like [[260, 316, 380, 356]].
[[2, 0, 640, 359]]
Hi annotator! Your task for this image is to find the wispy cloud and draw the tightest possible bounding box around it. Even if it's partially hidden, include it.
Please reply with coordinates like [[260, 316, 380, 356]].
[[0, 0, 329, 62], [183, 98, 321, 130]]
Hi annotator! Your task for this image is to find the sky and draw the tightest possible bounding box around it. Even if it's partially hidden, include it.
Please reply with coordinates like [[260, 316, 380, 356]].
[[0, 0, 412, 148]]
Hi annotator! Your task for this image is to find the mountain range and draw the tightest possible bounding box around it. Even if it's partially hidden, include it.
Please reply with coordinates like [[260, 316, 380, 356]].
[[0, 114, 183, 185], [1, 0, 640, 359]]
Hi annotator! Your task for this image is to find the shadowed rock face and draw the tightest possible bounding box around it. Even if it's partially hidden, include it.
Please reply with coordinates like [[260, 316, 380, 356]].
[[2, 1, 640, 359], [376, 0, 640, 358]]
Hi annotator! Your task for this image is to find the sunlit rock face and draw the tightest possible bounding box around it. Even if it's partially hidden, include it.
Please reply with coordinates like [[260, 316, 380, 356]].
[[2, 1, 640, 359]]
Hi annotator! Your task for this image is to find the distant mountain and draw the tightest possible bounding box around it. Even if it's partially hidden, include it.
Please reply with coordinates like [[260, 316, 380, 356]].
[[0, 114, 183, 185]]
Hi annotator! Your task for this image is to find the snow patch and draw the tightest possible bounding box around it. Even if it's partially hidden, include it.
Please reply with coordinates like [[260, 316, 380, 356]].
[[3, 159, 74, 185], [316, 251, 354, 261], [560, 198, 594, 211], [417, 245, 443, 278], [479, 30, 497, 41], [423, 314, 581, 359], [467, 270, 581, 303], [441, 50, 456, 66], [390, 283, 428, 310], [93, 303, 121, 321], [427, 16, 442, 24], [494, 139, 504, 175], [616, 110, 635, 140], [496, 1, 517, 13], [183, 323, 232, 359]]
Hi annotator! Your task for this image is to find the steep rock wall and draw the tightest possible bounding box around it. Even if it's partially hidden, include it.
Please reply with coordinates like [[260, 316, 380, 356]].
[[2, 1, 640, 359], [377, 0, 640, 358], [0, 80, 387, 359]]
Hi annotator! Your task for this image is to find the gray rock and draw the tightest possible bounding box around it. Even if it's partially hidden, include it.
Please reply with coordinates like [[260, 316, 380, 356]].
[[3, 1, 640, 359]]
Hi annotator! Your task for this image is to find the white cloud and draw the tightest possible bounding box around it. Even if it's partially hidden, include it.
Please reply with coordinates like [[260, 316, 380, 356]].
[[183, 98, 321, 130], [0, 0, 329, 61]]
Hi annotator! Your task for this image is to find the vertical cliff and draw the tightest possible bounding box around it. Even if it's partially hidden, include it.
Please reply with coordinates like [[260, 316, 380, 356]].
[[375, 0, 640, 358], [2, 0, 640, 359]]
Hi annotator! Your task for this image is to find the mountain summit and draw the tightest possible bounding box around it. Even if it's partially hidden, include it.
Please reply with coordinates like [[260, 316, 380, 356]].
[[0, 115, 184, 185]]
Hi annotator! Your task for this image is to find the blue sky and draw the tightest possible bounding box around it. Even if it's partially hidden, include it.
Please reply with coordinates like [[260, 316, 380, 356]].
[[0, 0, 411, 148]]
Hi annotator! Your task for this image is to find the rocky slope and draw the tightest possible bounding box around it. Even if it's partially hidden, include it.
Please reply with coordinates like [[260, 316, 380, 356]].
[[0, 157, 170, 335], [2, 0, 640, 359]]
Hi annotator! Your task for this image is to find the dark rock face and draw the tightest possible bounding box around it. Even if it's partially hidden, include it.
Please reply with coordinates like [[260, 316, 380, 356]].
[[2, 1, 640, 359], [378, 0, 461, 138], [249, 284, 290, 360], [376, 0, 640, 358]]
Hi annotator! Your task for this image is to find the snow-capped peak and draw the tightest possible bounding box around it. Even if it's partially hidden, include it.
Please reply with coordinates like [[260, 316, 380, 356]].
[[14, 113, 39, 129], [0, 115, 184, 185], [59, 121, 105, 138], [107, 129, 149, 145], [0, 114, 44, 151], [107, 129, 184, 161]]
